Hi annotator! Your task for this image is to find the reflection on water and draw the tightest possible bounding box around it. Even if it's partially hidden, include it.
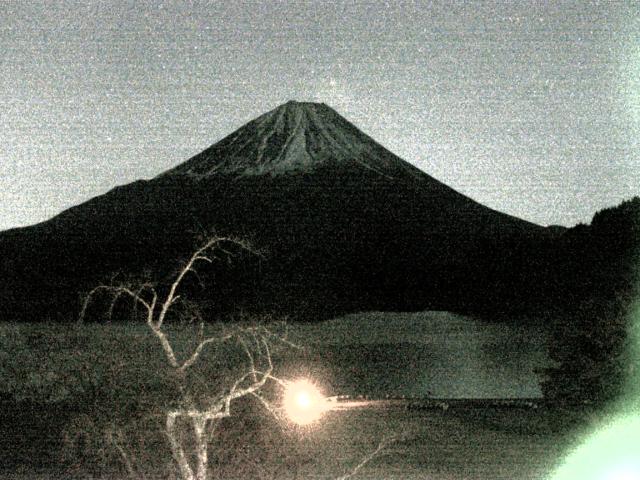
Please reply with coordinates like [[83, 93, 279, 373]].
[[287, 311, 550, 399]]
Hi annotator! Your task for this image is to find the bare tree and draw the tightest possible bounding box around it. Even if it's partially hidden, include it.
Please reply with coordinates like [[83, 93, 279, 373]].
[[80, 235, 400, 480], [80, 236, 297, 480]]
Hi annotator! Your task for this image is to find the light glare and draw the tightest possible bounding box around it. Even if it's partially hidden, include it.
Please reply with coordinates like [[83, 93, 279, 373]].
[[604, 464, 640, 480], [550, 415, 640, 480], [283, 379, 328, 425]]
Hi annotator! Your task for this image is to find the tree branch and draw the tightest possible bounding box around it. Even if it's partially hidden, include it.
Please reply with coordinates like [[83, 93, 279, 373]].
[[105, 426, 144, 480], [79, 285, 152, 323], [178, 333, 234, 373], [156, 236, 238, 328], [335, 437, 396, 480], [166, 412, 196, 480]]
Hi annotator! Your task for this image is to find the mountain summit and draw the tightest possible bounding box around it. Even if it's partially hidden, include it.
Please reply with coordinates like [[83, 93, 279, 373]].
[[161, 101, 424, 179], [0, 101, 555, 322]]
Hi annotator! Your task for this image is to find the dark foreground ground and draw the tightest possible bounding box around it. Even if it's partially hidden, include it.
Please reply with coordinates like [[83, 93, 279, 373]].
[[289, 401, 588, 480], [0, 322, 598, 479], [0, 399, 592, 480]]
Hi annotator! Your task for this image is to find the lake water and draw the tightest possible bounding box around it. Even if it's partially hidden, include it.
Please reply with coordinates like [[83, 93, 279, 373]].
[[287, 311, 551, 399]]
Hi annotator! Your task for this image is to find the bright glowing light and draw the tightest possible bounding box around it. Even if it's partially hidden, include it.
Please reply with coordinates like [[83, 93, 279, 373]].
[[283, 379, 328, 425], [550, 415, 640, 480], [552, 302, 640, 480], [604, 463, 640, 480]]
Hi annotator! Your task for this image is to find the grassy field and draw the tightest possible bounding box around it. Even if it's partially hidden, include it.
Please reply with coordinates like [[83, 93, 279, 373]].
[[0, 321, 594, 479], [0, 400, 593, 479]]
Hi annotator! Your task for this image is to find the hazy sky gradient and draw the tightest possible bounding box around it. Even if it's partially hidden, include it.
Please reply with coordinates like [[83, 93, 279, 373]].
[[1, 1, 638, 230]]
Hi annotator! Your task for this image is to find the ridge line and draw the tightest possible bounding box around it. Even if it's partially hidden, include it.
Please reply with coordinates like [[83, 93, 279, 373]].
[[272, 106, 307, 167]]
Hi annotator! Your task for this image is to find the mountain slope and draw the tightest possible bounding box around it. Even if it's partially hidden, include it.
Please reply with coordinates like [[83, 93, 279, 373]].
[[0, 101, 556, 322], [160, 101, 428, 179]]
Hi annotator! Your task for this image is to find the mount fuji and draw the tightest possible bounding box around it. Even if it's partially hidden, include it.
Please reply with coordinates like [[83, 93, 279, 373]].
[[0, 101, 556, 322]]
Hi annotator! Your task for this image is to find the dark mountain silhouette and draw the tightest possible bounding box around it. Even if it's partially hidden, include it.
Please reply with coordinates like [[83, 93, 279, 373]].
[[0, 101, 565, 322]]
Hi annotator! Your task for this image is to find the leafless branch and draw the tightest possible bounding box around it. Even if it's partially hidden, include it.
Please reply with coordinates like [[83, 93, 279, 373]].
[[79, 285, 153, 323], [166, 413, 195, 480], [335, 436, 397, 480], [105, 426, 144, 480], [156, 236, 254, 329], [77, 236, 313, 480], [178, 333, 234, 373], [250, 391, 283, 424], [238, 336, 258, 382]]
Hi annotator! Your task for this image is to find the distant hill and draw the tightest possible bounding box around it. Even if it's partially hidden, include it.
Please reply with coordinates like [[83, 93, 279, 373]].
[[0, 101, 601, 322]]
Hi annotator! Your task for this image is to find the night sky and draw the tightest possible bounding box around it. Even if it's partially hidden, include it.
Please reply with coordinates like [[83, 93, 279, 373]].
[[1, 1, 638, 230]]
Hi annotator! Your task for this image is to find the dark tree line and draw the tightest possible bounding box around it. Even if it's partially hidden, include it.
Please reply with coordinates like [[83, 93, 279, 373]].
[[541, 197, 640, 405]]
